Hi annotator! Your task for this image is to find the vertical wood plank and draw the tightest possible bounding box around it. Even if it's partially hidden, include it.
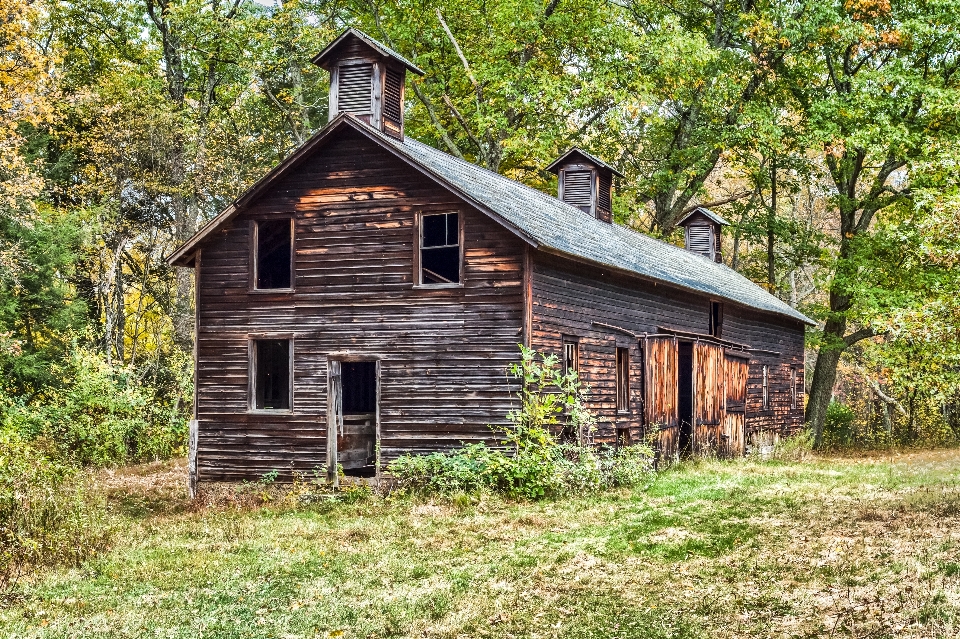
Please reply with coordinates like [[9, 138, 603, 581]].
[[326, 359, 341, 486]]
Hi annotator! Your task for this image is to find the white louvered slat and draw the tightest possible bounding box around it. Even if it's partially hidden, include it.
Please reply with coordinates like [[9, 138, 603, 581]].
[[563, 170, 592, 210], [337, 64, 373, 114], [685, 224, 713, 258]]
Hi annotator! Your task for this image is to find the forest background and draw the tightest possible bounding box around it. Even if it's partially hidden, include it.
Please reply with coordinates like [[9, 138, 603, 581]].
[[3, 0, 960, 470]]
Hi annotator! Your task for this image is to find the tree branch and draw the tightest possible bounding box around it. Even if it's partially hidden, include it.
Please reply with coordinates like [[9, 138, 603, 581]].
[[843, 326, 876, 347], [680, 190, 752, 217], [864, 375, 908, 417], [410, 82, 465, 160]]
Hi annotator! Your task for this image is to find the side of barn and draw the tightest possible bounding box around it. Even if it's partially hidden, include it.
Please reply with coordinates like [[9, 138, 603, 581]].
[[528, 251, 806, 456], [192, 127, 527, 482]]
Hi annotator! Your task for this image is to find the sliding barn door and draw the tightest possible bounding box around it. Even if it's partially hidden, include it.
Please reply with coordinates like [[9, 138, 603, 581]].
[[693, 341, 724, 455], [643, 336, 679, 461], [723, 353, 748, 456]]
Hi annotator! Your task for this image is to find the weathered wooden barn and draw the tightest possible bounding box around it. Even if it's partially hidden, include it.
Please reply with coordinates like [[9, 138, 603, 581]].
[[168, 28, 814, 484]]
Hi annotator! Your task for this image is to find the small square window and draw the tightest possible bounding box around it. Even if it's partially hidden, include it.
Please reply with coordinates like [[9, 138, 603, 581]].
[[253, 339, 291, 410], [420, 213, 460, 285], [255, 219, 292, 290]]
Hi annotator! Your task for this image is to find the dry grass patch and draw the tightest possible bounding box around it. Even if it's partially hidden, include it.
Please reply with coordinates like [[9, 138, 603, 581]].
[[3, 449, 960, 638]]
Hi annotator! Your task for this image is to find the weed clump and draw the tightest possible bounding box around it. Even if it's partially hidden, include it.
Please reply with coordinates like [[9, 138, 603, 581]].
[[388, 346, 653, 499], [0, 431, 111, 597]]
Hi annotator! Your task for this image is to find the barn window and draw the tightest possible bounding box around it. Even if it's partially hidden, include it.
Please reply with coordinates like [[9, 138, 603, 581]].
[[616, 347, 630, 413], [791, 367, 798, 410], [253, 339, 291, 410], [562, 339, 579, 376], [255, 219, 293, 290], [419, 212, 461, 285], [337, 63, 373, 114], [709, 301, 723, 338], [762, 365, 769, 410]]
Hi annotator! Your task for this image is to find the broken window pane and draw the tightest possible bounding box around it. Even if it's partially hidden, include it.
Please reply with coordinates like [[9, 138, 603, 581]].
[[421, 213, 460, 284], [342, 361, 377, 414], [256, 220, 292, 289], [255, 339, 290, 410]]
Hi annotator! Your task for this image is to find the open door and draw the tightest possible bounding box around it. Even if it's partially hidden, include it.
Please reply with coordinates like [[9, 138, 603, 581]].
[[693, 341, 724, 455], [327, 359, 380, 484], [642, 335, 679, 463], [723, 352, 748, 456]]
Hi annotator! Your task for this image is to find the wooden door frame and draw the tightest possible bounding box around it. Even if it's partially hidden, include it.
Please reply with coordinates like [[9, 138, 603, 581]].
[[326, 354, 382, 487]]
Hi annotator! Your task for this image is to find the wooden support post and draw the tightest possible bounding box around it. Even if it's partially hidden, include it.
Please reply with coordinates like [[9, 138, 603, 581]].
[[188, 418, 199, 499], [327, 359, 341, 487]]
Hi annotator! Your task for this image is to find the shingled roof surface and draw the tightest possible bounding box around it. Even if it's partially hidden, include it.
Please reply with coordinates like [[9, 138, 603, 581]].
[[376, 130, 813, 325]]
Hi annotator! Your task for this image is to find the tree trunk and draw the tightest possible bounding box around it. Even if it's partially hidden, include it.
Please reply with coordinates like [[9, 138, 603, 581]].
[[805, 300, 847, 447]]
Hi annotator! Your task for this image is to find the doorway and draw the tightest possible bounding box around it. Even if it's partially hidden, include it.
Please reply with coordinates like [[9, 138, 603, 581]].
[[677, 341, 694, 456], [329, 360, 378, 478]]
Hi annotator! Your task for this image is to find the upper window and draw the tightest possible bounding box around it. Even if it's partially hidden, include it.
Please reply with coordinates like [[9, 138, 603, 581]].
[[709, 301, 723, 338], [253, 339, 291, 410], [420, 213, 461, 285], [255, 219, 293, 290]]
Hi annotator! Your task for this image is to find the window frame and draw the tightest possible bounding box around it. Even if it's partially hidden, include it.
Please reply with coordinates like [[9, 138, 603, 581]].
[[250, 218, 295, 293], [248, 335, 295, 413], [615, 346, 630, 414], [414, 211, 464, 289], [791, 367, 798, 410], [762, 365, 769, 410], [562, 337, 580, 376]]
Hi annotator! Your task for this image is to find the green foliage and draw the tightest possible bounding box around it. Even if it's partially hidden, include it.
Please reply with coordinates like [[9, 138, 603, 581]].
[[823, 401, 857, 448], [0, 430, 111, 595], [389, 347, 652, 499], [1, 346, 189, 467]]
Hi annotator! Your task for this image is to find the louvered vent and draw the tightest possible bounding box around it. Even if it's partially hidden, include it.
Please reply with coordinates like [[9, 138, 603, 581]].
[[563, 170, 593, 212], [685, 225, 714, 258], [383, 67, 403, 124], [598, 173, 611, 212], [337, 64, 373, 114]]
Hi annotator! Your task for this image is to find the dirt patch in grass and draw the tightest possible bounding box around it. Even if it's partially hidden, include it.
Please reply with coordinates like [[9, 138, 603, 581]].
[[4, 450, 960, 638]]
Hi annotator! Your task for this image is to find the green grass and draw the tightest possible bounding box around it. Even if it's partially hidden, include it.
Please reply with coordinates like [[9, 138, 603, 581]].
[[4, 450, 960, 638]]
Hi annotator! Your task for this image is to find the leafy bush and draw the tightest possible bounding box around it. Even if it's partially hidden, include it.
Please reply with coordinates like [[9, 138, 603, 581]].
[[0, 431, 111, 595], [388, 346, 654, 499], [823, 401, 857, 448], [1, 347, 189, 467]]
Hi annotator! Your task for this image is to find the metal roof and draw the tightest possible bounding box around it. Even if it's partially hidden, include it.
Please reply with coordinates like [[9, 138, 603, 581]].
[[676, 206, 730, 227], [375, 131, 813, 325], [311, 28, 425, 76], [545, 147, 625, 178], [168, 115, 813, 325]]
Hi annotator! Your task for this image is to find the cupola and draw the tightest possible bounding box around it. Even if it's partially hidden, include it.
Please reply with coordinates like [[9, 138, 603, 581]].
[[546, 148, 623, 223], [312, 28, 424, 140], [676, 207, 728, 263]]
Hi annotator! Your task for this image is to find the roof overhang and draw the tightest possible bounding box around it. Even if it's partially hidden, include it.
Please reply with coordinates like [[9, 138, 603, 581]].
[[311, 27, 424, 75], [546, 147, 624, 178]]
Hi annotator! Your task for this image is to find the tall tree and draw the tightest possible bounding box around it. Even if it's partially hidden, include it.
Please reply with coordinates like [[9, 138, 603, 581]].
[[784, 0, 960, 445]]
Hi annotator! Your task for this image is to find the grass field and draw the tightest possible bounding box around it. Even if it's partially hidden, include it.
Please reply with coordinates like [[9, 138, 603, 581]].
[[3, 449, 960, 638]]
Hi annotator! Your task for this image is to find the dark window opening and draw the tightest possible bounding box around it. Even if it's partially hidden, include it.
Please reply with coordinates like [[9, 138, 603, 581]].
[[254, 339, 290, 410], [709, 301, 723, 338], [762, 365, 770, 410], [342, 361, 377, 414], [791, 367, 798, 410], [616, 347, 630, 413], [677, 341, 694, 455], [256, 219, 292, 289], [420, 213, 460, 284], [563, 340, 579, 376]]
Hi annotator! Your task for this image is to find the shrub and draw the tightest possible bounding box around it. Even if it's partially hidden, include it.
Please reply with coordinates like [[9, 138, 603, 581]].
[[0, 431, 111, 596], [387, 347, 654, 499], [1, 347, 189, 467], [823, 401, 857, 448]]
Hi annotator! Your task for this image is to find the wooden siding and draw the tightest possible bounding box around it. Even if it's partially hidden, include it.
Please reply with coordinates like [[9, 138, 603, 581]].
[[529, 252, 805, 450], [194, 128, 526, 481], [693, 341, 723, 454]]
